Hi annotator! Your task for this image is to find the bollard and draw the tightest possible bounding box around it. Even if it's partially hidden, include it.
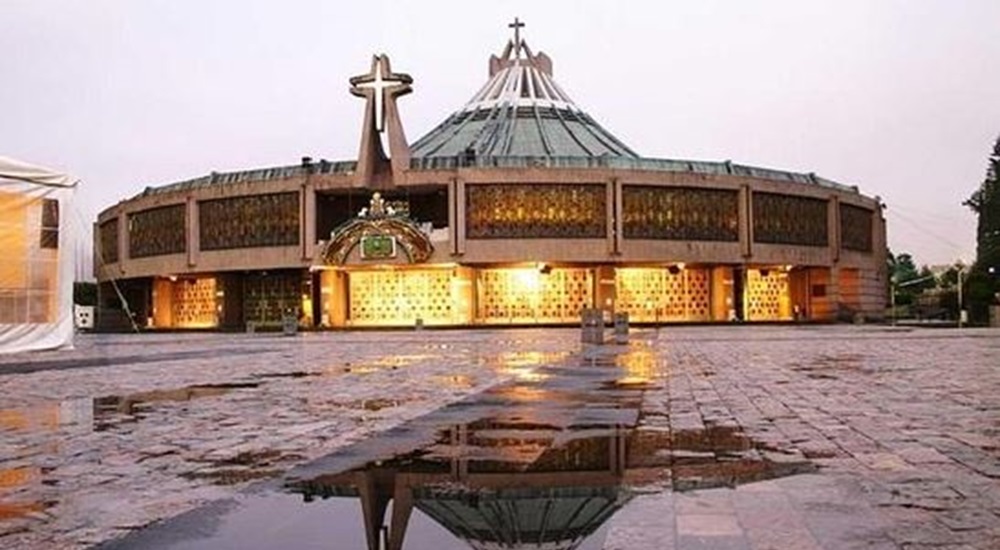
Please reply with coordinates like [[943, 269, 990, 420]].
[[581, 308, 604, 344], [282, 315, 297, 336], [246, 321, 255, 334], [613, 312, 629, 344], [415, 318, 424, 331]]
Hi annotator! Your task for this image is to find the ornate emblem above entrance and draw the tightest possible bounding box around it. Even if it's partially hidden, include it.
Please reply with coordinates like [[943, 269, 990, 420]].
[[319, 193, 434, 265]]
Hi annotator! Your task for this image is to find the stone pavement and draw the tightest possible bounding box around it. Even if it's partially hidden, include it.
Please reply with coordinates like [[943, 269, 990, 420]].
[[1, 326, 1000, 549], [609, 326, 1000, 550]]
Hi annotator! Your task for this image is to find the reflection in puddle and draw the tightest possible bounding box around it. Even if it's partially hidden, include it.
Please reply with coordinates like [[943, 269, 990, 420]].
[[292, 426, 634, 550], [0, 383, 260, 436], [183, 449, 287, 486], [289, 419, 814, 549], [93, 383, 259, 431], [0, 499, 54, 522], [285, 345, 814, 550], [94, 343, 819, 550], [0, 466, 54, 521]]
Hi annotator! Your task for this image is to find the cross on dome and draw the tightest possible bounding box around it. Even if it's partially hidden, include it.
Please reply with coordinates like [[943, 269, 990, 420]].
[[350, 55, 413, 133], [509, 17, 525, 55]]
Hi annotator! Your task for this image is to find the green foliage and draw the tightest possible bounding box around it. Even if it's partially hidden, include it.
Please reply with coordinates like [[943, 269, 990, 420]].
[[964, 134, 1000, 323], [887, 250, 935, 306]]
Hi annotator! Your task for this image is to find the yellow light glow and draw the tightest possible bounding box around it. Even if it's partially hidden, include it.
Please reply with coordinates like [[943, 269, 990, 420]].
[[512, 268, 542, 292], [616, 346, 658, 385]]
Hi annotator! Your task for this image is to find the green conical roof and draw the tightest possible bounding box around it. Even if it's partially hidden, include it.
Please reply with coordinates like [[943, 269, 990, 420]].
[[411, 38, 637, 159]]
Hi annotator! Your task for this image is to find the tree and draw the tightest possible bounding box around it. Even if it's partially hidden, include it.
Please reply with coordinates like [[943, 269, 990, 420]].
[[887, 250, 934, 307], [964, 135, 1000, 323]]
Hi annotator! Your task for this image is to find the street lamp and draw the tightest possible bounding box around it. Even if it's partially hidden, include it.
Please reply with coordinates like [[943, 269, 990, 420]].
[[957, 265, 966, 328]]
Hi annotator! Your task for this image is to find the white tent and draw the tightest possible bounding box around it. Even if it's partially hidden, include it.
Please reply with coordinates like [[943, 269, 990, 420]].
[[0, 156, 79, 353]]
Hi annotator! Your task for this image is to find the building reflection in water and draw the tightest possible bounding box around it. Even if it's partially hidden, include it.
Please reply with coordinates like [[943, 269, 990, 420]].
[[289, 418, 813, 550]]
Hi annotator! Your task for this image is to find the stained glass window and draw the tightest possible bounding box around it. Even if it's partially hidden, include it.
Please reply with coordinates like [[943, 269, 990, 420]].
[[98, 218, 118, 264], [752, 192, 828, 246], [199, 192, 299, 250], [129, 205, 186, 258], [622, 186, 738, 241], [466, 184, 606, 239], [840, 204, 874, 252]]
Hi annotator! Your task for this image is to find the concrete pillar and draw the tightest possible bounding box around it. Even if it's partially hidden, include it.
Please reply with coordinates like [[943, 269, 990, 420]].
[[609, 178, 622, 255], [118, 214, 129, 269], [455, 179, 466, 255], [302, 183, 316, 261], [186, 196, 198, 267], [739, 185, 752, 259], [829, 195, 840, 263]]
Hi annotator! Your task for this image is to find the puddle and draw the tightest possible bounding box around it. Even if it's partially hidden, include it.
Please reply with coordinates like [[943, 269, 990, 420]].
[[0, 500, 55, 522], [0, 383, 261, 436], [93, 383, 260, 431], [104, 344, 815, 549], [273, 346, 813, 548], [253, 354, 437, 380], [0, 466, 56, 522]]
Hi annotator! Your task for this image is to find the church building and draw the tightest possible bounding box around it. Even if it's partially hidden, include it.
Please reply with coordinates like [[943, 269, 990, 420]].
[[94, 21, 887, 329]]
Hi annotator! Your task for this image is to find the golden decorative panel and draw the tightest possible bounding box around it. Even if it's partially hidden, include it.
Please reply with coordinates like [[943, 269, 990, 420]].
[[199, 192, 299, 250], [129, 204, 185, 258], [98, 218, 118, 264], [476, 267, 593, 324], [348, 269, 454, 326], [746, 269, 791, 321], [466, 184, 606, 239], [615, 267, 711, 322], [622, 186, 738, 241], [752, 192, 828, 246], [172, 278, 218, 328], [840, 204, 874, 252]]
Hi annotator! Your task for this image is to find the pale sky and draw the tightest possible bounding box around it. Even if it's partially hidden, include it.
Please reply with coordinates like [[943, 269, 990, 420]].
[[3, 0, 999, 269]]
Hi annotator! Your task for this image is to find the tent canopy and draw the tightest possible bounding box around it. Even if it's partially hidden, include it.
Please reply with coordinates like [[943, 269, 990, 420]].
[[0, 155, 78, 188], [0, 156, 79, 354]]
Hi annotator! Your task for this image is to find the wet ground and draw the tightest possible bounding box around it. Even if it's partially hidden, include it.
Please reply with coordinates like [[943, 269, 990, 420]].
[[2, 326, 1000, 548]]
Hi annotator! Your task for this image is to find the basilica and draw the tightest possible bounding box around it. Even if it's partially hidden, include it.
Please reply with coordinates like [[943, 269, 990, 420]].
[[94, 22, 887, 329]]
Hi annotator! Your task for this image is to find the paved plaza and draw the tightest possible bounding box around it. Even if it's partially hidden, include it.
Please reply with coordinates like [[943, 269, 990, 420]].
[[1, 326, 1000, 549]]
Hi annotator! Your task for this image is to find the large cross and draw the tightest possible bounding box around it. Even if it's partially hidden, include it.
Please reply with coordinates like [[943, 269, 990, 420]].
[[350, 55, 412, 133], [509, 17, 525, 53]]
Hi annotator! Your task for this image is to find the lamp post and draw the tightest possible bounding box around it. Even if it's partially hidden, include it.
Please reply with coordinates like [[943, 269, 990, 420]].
[[958, 265, 966, 328]]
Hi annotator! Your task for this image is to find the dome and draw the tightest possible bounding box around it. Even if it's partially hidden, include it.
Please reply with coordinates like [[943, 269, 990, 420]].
[[415, 485, 626, 550], [411, 36, 637, 159]]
